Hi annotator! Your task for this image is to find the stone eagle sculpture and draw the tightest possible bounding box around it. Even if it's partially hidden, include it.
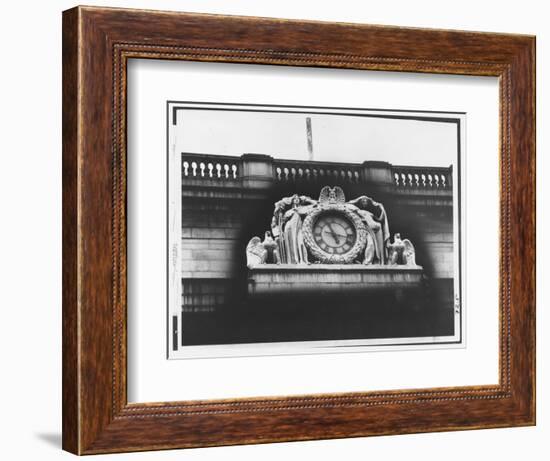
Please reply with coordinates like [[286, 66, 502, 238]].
[[388, 233, 417, 267], [318, 185, 346, 204], [246, 231, 279, 268]]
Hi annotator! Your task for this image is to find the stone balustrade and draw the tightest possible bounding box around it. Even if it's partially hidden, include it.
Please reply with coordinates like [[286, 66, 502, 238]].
[[392, 166, 452, 189], [181, 152, 453, 197], [274, 161, 361, 184], [182, 153, 241, 181]]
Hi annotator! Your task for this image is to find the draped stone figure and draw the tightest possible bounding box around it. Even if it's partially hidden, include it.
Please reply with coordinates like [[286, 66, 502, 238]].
[[271, 194, 315, 264], [363, 233, 376, 265], [346, 196, 390, 265]]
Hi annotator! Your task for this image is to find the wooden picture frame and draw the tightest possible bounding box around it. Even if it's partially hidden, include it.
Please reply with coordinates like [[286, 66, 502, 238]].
[[62, 5, 535, 455]]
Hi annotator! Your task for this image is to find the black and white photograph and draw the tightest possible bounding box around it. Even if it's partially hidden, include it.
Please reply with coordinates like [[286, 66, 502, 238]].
[[167, 102, 463, 359]]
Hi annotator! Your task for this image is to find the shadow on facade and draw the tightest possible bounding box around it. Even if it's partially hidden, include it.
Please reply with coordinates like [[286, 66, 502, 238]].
[[180, 170, 455, 347]]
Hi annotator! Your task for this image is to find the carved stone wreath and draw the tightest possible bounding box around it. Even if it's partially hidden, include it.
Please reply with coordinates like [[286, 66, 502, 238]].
[[302, 204, 367, 264]]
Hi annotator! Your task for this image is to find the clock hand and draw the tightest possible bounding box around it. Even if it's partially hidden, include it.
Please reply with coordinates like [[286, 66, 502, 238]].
[[321, 229, 338, 244], [323, 230, 347, 239], [325, 225, 342, 244]]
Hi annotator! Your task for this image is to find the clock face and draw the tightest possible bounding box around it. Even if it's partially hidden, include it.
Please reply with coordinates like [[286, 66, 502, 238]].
[[313, 212, 357, 255]]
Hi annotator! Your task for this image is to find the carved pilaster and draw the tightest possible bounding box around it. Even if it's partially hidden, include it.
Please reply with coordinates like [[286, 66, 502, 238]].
[[361, 161, 394, 192], [240, 153, 275, 189]]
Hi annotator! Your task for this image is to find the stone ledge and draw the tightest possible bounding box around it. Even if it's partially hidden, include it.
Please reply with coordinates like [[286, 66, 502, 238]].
[[249, 264, 423, 272], [248, 264, 424, 295]]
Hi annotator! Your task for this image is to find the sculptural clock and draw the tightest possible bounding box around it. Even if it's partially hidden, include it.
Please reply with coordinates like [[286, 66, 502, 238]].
[[313, 212, 357, 255], [302, 203, 368, 264]]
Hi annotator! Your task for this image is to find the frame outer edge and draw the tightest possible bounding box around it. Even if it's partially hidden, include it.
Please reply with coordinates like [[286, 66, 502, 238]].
[[498, 37, 536, 424], [531, 36, 537, 425], [63, 6, 536, 454], [514, 36, 536, 423], [62, 6, 81, 455]]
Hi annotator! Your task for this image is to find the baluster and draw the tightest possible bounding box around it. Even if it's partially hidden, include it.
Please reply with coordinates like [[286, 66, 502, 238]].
[[414, 173, 420, 187], [191, 161, 197, 177], [207, 163, 213, 178], [216, 163, 222, 178], [283, 167, 289, 180], [223, 164, 229, 179], [183, 161, 189, 176], [232, 164, 238, 179], [428, 174, 433, 187], [421, 174, 426, 187], [199, 162, 205, 177], [441, 174, 447, 188]]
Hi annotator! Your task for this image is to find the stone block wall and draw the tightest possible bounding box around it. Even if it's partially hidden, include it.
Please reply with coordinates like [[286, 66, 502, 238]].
[[180, 199, 243, 279], [408, 209, 454, 280]]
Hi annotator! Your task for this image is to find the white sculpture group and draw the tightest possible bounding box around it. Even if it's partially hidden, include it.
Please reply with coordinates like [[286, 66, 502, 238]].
[[246, 186, 417, 269]]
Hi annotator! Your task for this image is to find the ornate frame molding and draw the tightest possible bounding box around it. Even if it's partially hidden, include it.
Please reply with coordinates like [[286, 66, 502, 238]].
[[62, 6, 535, 454]]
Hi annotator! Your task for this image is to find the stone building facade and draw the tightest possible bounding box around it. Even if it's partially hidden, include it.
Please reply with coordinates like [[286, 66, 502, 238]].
[[179, 152, 456, 346]]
